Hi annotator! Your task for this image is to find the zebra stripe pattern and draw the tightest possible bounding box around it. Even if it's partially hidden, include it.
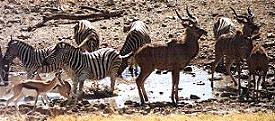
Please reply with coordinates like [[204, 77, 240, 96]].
[[213, 17, 235, 39], [74, 20, 100, 52], [118, 21, 151, 76], [4, 39, 62, 79], [43, 42, 123, 96]]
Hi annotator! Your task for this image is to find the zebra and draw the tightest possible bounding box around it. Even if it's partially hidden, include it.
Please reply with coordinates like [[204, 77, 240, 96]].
[[3, 39, 63, 80], [41, 42, 132, 99], [74, 20, 100, 52], [117, 20, 151, 77], [213, 17, 235, 39]]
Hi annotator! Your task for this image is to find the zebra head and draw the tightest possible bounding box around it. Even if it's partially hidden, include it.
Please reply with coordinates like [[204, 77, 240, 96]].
[[4, 38, 21, 62], [43, 42, 74, 66], [0, 46, 10, 86], [175, 6, 207, 38], [230, 6, 260, 37]]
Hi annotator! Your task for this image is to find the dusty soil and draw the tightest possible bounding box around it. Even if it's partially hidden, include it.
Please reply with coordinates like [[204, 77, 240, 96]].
[[0, 0, 275, 120]]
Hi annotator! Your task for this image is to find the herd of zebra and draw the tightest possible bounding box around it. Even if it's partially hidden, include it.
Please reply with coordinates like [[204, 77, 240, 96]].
[[0, 5, 269, 107]]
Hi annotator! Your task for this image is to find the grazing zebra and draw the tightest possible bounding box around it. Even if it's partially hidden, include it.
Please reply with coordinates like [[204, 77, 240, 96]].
[[213, 17, 235, 39], [74, 20, 100, 52], [3, 39, 62, 80], [41, 42, 131, 99], [117, 20, 151, 76]]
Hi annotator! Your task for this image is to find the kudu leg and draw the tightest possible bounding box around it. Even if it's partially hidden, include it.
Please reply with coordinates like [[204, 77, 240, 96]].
[[172, 70, 180, 105], [211, 56, 223, 89], [225, 58, 237, 86], [136, 67, 152, 105], [236, 62, 242, 96]]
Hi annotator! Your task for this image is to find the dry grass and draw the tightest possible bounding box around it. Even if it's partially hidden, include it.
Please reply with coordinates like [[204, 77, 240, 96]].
[[49, 113, 275, 121]]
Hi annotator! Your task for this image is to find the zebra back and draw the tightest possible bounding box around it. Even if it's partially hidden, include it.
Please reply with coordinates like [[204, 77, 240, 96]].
[[120, 21, 151, 56], [213, 17, 235, 39], [4, 39, 61, 77], [44, 42, 122, 80], [74, 20, 100, 52]]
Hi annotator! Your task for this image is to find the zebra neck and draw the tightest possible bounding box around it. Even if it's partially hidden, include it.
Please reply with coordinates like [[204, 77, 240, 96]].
[[66, 49, 83, 71]]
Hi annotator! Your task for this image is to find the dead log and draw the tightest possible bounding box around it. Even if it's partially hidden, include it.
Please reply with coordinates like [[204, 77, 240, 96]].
[[79, 6, 106, 13], [26, 10, 124, 32]]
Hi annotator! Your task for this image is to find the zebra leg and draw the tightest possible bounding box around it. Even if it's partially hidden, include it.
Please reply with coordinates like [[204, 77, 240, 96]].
[[117, 58, 128, 77], [77, 76, 87, 100], [110, 75, 116, 94]]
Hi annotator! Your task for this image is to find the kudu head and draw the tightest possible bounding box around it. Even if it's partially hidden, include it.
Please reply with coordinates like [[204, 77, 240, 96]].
[[230, 6, 260, 37], [175, 7, 207, 38]]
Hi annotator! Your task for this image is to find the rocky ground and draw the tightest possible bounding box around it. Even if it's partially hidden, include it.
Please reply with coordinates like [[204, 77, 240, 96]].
[[0, 0, 275, 120]]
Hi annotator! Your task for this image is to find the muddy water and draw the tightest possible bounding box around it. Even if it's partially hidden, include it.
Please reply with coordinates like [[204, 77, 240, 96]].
[[0, 66, 215, 108], [90, 66, 214, 108]]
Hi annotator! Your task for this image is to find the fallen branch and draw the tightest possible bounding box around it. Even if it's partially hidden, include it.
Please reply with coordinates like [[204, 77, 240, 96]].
[[79, 5, 106, 13], [26, 10, 124, 31]]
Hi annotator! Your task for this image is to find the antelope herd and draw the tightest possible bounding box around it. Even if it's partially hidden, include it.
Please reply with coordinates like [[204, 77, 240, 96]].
[[0, 4, 272, 114]]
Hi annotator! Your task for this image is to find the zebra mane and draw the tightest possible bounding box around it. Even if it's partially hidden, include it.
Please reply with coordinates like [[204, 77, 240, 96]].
[[9, 39, 35, 50]]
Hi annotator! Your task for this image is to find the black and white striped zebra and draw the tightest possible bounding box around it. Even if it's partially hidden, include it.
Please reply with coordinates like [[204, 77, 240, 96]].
[[117, 20, 151, 76], [74, 20, 100, 52], [42, 42, 131, 98], [3, 39, 62, 80], [213, 17, 235, 39]]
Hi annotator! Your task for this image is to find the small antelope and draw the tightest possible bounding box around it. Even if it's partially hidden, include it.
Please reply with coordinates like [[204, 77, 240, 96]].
[[247, 44, 269, 100], [6, 71, 64, 114], [133, 7, 207, 105], [211, 6, 261, 94]]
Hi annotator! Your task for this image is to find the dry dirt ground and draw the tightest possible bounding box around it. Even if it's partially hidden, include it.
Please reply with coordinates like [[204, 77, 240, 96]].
[[0, 0, 275, 120]]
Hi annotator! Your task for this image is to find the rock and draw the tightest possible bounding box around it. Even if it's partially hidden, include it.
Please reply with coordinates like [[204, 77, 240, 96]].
[[115, 21, 120, 25], [196, 81, 205, 85], [184, 66, 192, 72], [155, 70, 162, 74], [0, 17, 4, 24], [124, 100, 133, 105], [220, 92, 235, 97], [80, 100, 90, 107], [190, 94, 200, 99], [267, 33, 275, 38], [185, 104, 193, 108], [161, 23, 167, 27], [168, 34, 174, 38], [100, 26, 107, 29]]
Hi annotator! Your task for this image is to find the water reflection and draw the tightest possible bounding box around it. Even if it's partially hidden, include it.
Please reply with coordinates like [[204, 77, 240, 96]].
[[0, 66, 214, 108]]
